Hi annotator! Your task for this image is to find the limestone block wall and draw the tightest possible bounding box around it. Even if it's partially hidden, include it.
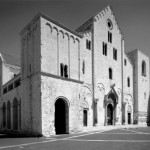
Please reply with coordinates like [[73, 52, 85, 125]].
[[30, 73, 42, 135], [137, 50, 149, 123], [80, 33, 92, 84], [127, 50, 138, 122], [21, 17, 41, 80], [41, 75, 83, 136], [93, 6, 123, 124], [40, 17, 81, 81], [21, 78, 32, 133], [20, 74, 41, 135], [122, 53, 134, 124], [128, 49, 150, 124], [20, 16, 42, 135]]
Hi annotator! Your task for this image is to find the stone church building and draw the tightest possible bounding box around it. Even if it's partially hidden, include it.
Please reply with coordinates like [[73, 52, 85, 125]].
[[0, 6, 149, 136]]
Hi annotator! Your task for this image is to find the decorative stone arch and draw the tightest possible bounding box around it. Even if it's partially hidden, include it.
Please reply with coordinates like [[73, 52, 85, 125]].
[[52, 26, 58, 35], [70, 35, 75, 43], [127, 94, 134, 105], [97, 83, 105, 93], [46, 23, 52, 32], [54, 97, 69, 134], [7, 101, 11, 129], [127, 105, 132, 112], [64, 32, 69, 40], [75, 38, 80, 43], [104, 88, 118, 125], [54, 96, 70, 108], [59, 30, 64, 38], [83, 84, 93, 96], [82, 100, 89, 109]]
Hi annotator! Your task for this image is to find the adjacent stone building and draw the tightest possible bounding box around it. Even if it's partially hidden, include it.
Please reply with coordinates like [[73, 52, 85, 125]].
[[0, 5, 149, 136]]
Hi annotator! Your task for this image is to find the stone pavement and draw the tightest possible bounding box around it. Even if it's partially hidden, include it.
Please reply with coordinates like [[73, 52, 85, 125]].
[[81, 124, 148, 133]]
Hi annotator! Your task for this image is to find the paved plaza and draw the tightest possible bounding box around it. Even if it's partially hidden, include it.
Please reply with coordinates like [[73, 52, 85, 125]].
[[0, 126, 150, 150]]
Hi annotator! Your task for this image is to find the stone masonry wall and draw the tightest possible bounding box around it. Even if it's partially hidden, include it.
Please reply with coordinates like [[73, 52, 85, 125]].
[[41, 76, 83, 136], [93, 6, 123, 125]]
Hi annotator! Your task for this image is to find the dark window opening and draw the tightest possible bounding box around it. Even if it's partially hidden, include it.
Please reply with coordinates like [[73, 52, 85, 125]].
[[60, 63, 64, 77], [60, 63, 68, 78], [14, 78, 21, 88], [108, 31, 112, 43], [113, 48, 117, 60], [3, 87, 7, 94], [124, 59, 127, 66], [86, 39, 91, 50], [82, 60, 85, 74], [142, 60, 146, 76], [83, 109, 88, 126], [8, 84, 13, 91], [109, 68, 113, 80], [64, 65, 68, 78], [103, 42, 107, 56], [127, 77, 130, 87]]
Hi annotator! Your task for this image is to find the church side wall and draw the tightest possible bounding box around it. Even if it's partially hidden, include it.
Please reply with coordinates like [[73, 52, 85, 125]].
[[137, 51, 149, 124], [123, 53, 134, 124]]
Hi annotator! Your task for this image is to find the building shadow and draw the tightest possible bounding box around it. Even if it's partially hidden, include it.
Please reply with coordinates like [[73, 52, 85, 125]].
[[147, 95, 150, 126]]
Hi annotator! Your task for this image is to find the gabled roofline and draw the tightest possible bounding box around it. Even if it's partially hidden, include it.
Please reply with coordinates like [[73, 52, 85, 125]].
[[20, 12, 83, 38], [76, 5, 124, 39]]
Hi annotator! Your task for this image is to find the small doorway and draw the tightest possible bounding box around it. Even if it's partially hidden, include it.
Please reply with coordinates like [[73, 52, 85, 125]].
[[107, 104, 113, 125], [83, 109, 88, 126], [128, 113, 131, 124], [55, 98, 69, 134]]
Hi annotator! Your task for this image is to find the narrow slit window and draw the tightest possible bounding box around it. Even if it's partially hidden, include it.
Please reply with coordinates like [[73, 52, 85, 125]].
[[60, 63, 64, 77], [109, 68, 113, 79]]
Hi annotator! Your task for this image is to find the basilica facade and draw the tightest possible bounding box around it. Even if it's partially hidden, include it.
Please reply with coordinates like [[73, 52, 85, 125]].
[[0, 6, 149, 136]]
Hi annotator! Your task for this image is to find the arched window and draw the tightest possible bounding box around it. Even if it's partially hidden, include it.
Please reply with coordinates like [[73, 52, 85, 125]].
[[142, 60, 146, 76], [127, 77, 130, 87], [13, 99, 18, 130], [7, 101, 11, 129], [109, 68, 113, 79], [2, 103, 6, 128]]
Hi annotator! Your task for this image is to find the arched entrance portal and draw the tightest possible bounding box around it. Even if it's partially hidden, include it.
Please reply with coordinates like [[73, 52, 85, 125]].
[[107, 104, 113, 125], [104, 89, 118, 126], [55, 98, 69, 134]]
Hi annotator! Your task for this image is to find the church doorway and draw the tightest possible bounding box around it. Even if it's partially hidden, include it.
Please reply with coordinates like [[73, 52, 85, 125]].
[[128, 113, 131, 124], [107, 104, 113, 125], [55, 98, 69, 134]]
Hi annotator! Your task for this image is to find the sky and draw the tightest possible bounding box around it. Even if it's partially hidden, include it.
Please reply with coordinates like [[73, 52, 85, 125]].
[[0, 0, 150, 59]]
